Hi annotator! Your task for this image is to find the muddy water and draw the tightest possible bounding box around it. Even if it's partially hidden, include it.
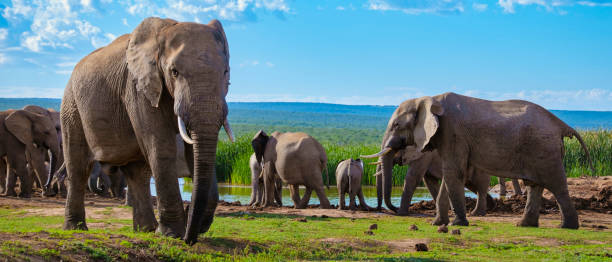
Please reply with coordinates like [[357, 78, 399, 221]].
[[151, 178, 481, 207]]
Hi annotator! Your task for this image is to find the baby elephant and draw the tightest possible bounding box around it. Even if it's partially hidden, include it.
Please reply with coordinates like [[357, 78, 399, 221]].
[[248, 153, 282, 207], [336, 158, 372, 211]]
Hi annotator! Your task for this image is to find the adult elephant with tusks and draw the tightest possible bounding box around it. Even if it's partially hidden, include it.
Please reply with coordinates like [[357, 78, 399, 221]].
[[362, 92, 595, 228], [58, 17, 234, 245]]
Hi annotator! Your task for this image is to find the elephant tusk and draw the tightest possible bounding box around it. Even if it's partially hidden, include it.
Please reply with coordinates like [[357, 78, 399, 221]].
[[368, 161, 382, 165], [223, 118, 235, 143], [360, 147, 392, 159], [372, 170, 383, 176], [178, 117, 195, 145]]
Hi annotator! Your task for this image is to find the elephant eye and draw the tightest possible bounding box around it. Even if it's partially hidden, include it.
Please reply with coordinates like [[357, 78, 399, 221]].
[[171, 68, 179, 77]]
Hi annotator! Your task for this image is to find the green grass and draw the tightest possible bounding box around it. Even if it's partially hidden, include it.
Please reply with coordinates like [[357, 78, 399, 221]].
[[0, 206, 610, 261], [216, 130, 611, 186]]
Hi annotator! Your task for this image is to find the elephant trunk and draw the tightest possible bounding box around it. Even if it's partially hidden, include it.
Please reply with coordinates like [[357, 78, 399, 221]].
[[381, 150, 398, 213], [184, 124, 220, 245]]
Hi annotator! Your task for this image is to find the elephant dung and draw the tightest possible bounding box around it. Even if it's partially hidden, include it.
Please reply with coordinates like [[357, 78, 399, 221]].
[[451, 229, 461, 235], [369, 223, 378, 230], [415, 243, 428, 252], [364, 230, 374, 235], [293, 217, 307, 223], [409, 224, 419, 231]]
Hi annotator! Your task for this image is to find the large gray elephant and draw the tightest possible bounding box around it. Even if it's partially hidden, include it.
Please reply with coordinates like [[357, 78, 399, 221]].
[[247, 153, 282, 207], [0, 109, 61, 197], [58, 17, 233, 244], [362, 92, 594, 228], [251, 130, 331, 209], [335, 158, 372, 211]]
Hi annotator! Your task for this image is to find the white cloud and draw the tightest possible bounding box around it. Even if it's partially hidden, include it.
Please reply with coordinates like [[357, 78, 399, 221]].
[[122, 18, 129, 26], [498, 0, 612, 13], [0, 53, 7, 64], [336, 6, 346, 10], [0, 29, 8, 41], [265, 61, 275, 67], [0, 86, 64, 98], [57, 61, 77, 67], [472, 2, 488, 11], [367, 0, 465, 15], [459, 88, 612, 110], [2, 0, 33, 19], [239, 60, 259, 67]]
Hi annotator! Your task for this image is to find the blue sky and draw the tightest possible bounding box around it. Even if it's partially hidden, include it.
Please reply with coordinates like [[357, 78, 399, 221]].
[[0, 0, 611, 110]]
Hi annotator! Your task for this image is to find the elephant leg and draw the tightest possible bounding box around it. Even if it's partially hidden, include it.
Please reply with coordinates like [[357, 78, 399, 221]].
[[4, 163, 18, 197], [248, 173, 258, 206], [262, 165, 277, 207], [432, 180, 450, 225], [499, 177, 507, 196], [348, 190, 357, 211], [376, 173, 383, 211], [519, 184, 543, 227], [122, 162, 158, 233], [338, 185, 346, 210], [297, 187, 312, 209], [399, 166, 429, 215], [314, 186, 331, 209], [357, 189, 373, 211], [545, 171, 578, 229], [289, 184, 301, 208], [442, 166, 469, 226], [10, 156, 32, 198], [274, 179, 283, 206], [0, 158, 6, 194], [512, 179, 523, 196], [29, 147, 49, 195], [254, 179, 264, 207], [466, 175, 489, 217], [63, 140, 91, 230]]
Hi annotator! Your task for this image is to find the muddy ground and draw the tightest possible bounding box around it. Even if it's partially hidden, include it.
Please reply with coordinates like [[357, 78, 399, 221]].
[[2, 176, 610, 231]]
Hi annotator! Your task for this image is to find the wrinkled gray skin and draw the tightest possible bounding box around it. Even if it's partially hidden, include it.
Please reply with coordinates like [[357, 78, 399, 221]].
[[384, 148, 495, 217], [364, 92, 594, 229], [336, 158, 372, 211], [247, 153, 282, 207], [0, 109, 61, 198], [251, 130, 331, 209], [499, 178, 523, 196], [59, 17, 232, 244]]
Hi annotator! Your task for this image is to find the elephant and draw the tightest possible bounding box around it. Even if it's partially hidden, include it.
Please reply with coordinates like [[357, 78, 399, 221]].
[[88, 162, 126, 199], [335, 158, 372, 211], [58, 17, 233, 244], [362, 92, 594, 228], [0, 109, 61, 198], [375, 148, 495, 217], [247, 153, 282, 207], [251, 130, 331, 209]]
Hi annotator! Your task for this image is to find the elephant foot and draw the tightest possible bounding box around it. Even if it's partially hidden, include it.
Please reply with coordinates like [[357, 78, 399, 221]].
[[451, 217, 469, 226], [18, 192, 31, 198], [359, 205, 373, 212], [432, 216, 449, 226], [469, 209, 486, 217], [560, 218, 579, 229], [517, 218, 539, 228], [3, 190, 17, 197], [156, 222, 184, 238], [64, 220, 88, 231]]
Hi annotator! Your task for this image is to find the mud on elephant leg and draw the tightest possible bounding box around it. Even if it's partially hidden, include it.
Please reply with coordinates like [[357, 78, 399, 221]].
[[122, 161, 158, 232], [518, 184, 544, 227]]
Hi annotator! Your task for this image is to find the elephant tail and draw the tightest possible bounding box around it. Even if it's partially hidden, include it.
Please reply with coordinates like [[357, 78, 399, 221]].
[[566, 129, 596, 176], [325, 165, 330, 190]]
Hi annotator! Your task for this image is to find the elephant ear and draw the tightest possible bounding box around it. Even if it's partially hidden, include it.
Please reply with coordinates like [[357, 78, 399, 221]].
[[251, 130, 269, 164], [413, 97, 444, 152], [208, 19, 229, 64], [127, 17, 177, 108], [5, 110, 34, 147]]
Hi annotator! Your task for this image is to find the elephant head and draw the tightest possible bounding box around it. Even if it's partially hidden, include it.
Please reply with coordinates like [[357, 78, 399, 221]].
[[5, 110, 62, 189], [251, 130, 270, 165], [126, 17, 234, 244], [362, 97, 444, 212]]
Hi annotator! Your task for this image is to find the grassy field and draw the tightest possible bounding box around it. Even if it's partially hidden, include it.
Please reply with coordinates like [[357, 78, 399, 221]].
[[216, 130, 612, 186], [0, 206, 610, 261]]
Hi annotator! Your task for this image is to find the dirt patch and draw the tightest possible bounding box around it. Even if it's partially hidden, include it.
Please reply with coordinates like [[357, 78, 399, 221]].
[[319, 238, 428, 253]]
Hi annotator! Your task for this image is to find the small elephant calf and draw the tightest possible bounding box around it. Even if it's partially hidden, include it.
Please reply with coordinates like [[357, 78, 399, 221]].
[[248, 153, 282, 207], [336, 158, 372, 211]]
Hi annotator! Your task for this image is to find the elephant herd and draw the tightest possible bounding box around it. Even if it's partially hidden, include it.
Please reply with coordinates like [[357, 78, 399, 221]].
[[0, 17, 595, 245]]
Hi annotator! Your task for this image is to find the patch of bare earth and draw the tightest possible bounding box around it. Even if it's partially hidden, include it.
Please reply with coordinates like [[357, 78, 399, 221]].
[[319, 238, 428, 253]]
